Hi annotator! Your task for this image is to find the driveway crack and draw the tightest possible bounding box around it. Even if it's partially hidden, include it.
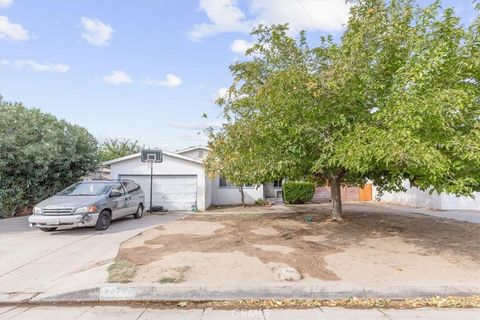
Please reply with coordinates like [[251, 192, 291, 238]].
[[135, 307, 148, 320]]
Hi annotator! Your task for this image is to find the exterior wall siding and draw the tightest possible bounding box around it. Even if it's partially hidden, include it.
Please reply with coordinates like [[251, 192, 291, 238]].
[[263, 182, 283, 198], [177, 147, 209, 160], [211, 176, 264, 205]]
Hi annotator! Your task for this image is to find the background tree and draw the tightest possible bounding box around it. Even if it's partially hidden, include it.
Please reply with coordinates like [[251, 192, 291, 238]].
[[207, 0, 480, 220], [205, 122, 262, 206], [0, 98, 100, 217], [100, 138, 142, 161]]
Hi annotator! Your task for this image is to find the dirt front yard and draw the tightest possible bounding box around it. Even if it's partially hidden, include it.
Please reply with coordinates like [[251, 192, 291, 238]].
[[110, 204, 480, 287]]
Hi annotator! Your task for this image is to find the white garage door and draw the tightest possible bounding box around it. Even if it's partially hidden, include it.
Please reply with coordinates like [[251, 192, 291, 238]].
[[120, 175, 197, 210]]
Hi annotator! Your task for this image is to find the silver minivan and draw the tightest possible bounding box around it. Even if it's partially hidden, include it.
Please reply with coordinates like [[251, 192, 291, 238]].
[[28, 180, 145, 232]]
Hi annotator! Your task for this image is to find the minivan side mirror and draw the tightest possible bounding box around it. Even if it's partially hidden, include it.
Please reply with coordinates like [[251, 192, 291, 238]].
[[110, 191, 122, 198]]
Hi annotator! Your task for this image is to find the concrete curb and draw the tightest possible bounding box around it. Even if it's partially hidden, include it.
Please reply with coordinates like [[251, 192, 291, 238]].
[[17, 284, 480, 303]]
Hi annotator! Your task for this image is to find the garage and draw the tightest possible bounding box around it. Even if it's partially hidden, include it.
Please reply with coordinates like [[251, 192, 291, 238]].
[[119, 175, 197, 211], [104, 149, 208, 211]]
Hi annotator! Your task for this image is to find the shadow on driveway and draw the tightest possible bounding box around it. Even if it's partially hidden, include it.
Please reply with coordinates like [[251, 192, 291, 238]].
[[0, 212, 188, 236]]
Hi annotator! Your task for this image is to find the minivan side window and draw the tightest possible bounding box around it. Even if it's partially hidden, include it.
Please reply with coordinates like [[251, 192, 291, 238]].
[[111, 183, 126, 196], [123, 181, 140, 194]]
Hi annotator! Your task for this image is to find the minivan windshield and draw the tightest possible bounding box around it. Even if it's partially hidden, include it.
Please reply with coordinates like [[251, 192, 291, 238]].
[[59, 182, 112, 196]]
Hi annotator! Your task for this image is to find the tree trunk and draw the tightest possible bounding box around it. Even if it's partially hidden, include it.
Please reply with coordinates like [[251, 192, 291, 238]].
[[330, 176, 343, 221], [239, 186, 245, 207]]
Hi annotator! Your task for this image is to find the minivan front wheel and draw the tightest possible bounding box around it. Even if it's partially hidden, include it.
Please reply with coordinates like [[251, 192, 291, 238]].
[[133, 204, 143, 219], [95, 210, 111, 231], [39, 227, 57, 232]]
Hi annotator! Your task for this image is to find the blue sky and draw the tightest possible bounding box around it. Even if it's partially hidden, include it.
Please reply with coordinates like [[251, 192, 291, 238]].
[[0, 0, 477, 151]]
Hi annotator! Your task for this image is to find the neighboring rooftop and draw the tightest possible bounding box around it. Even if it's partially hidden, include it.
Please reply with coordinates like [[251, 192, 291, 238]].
[[176, 145, 210, 153]]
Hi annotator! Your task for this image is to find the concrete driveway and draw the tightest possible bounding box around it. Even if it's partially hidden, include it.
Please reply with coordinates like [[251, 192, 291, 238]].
[[0, 212, 187, 302]]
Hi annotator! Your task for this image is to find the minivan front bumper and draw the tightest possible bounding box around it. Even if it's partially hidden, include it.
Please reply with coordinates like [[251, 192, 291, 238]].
[[28, 213, 99, 228]]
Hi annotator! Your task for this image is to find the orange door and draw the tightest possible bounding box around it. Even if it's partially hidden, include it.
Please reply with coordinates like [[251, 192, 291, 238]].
[[359, 183, 372, 201]]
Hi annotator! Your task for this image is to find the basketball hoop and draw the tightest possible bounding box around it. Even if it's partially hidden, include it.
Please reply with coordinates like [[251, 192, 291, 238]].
[[141, 149, 163, 212], [141, 149, 162, 163]]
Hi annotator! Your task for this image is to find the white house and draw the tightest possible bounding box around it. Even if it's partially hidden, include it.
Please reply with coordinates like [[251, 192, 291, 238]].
[[103, 146, 264, 211], [104, 145, 478, 211]]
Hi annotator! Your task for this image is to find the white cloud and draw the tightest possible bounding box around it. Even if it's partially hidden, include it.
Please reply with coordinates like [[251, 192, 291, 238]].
[[1, 59, 70, 72], [188, 0, 251, 41], [0, 0, 13, 8], [230, 39, 253, 55], [188, 0, 350, 40], [143, 74, 183, 88], [250, 0, 351, 33], [102, 70, 132, 85], [0, 16, 28, 41], [213, 86, 248, 103], [81, 17, 114, 46], [214, 87, 228, 101]]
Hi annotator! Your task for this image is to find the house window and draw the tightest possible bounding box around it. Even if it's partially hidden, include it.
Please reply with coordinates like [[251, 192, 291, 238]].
[[198, 150, 204, 158], [219, 176, 252, 188], [273, 180, 283, 188], [219, 176, 235, 188]]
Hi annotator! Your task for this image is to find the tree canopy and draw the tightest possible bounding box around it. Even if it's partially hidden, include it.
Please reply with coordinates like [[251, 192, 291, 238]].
[[0, 98, 100, 217], [204, 125, 265, 206], [205, 0, 480, 220], [100, 138, 142, 162]]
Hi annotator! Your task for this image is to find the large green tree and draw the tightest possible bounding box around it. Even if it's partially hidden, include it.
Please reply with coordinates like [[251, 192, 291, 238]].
[[100, 138, 142, 162], [0, 99, 100, 217], [206, 0, 480, 220]]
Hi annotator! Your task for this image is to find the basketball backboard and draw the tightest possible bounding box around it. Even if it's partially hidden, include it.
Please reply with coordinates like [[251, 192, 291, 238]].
[[141, 149, 163, 163]]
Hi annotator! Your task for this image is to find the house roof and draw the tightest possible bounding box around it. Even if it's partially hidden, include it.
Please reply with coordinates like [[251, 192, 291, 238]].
[[102, 150, 203, 166], [176, 145, 210, 154]]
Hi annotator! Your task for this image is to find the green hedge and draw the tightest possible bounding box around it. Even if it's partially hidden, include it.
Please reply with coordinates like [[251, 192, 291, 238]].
[[0, 99, 100, 217], [282, 181, 315, 204]]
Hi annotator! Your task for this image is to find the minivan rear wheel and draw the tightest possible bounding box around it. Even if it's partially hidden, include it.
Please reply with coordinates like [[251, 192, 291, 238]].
[[39, 227, 57, 232], [95, 210, 111, 231], [133, 204, 143, 219]]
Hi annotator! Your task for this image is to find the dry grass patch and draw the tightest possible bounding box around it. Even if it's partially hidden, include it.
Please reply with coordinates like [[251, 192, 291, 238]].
[[158, 266, 191, 284], [107, 260, 137, 283]]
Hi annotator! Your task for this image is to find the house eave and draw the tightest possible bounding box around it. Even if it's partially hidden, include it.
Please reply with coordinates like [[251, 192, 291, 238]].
[[102, 150, 203, 166]]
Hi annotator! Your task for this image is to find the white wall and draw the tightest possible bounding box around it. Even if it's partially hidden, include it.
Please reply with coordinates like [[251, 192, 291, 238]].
[[211, 177, 264, 205], [439, 192, 480, 210], [263, 182, 283, 198], [205, 177, 213, 209], [374, 181, 480, 210], [110, 154, 208, 211]]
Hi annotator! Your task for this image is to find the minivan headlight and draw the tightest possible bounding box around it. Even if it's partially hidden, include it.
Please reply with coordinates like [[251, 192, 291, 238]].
[[75, 206, 97, 214], [33, 207, 42, 214]]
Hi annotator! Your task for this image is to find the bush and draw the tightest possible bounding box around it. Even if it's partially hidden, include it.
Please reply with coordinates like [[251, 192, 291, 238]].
[[0, 99, 100, 217], [255, 198, 266, 205], [283, 181, 315, 204]]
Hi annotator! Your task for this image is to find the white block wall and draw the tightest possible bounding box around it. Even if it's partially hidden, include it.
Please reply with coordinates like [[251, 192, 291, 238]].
[[374, 181, 480, 210]]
